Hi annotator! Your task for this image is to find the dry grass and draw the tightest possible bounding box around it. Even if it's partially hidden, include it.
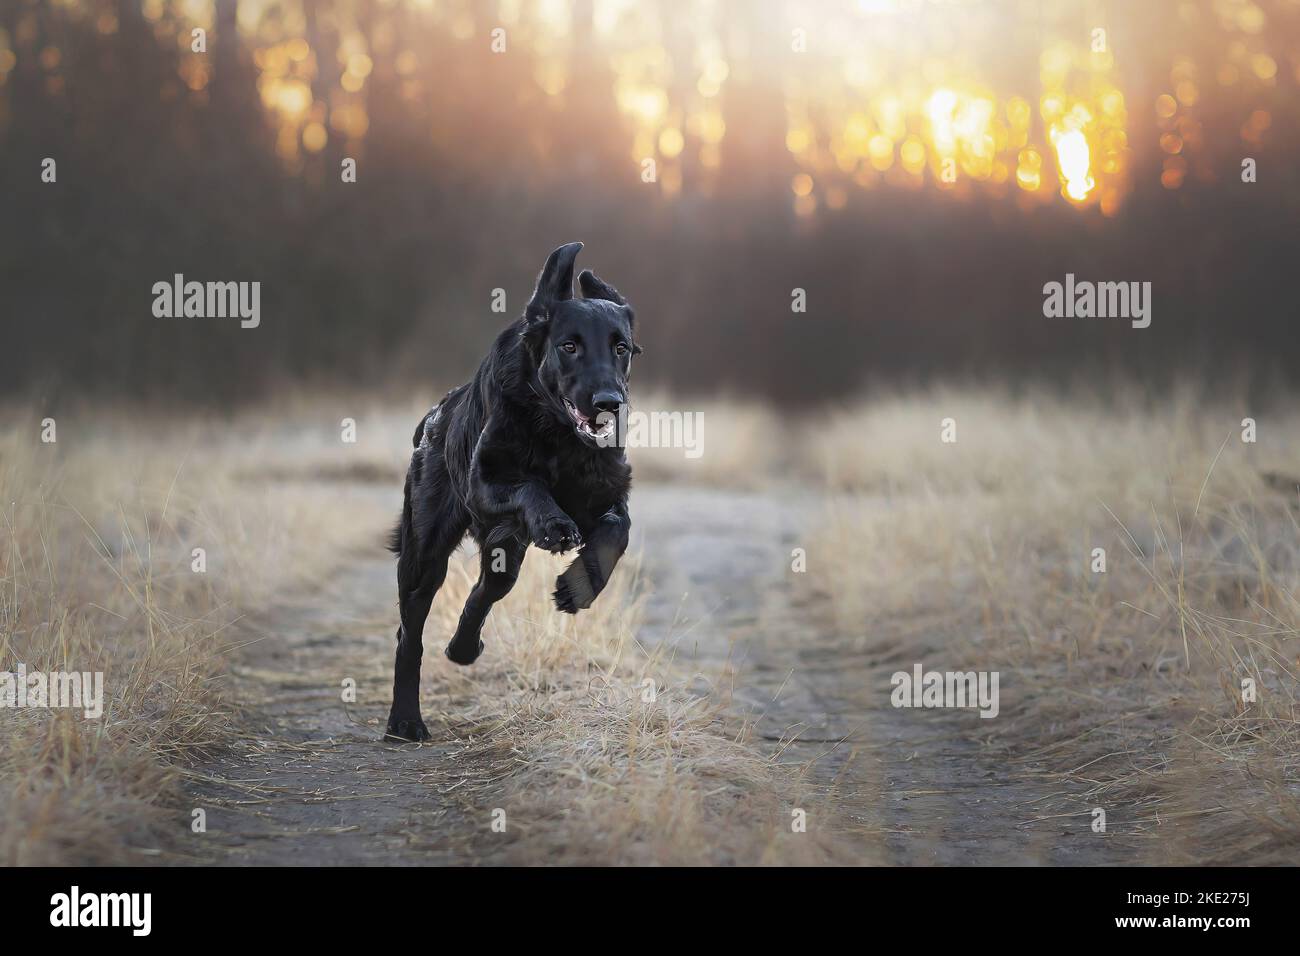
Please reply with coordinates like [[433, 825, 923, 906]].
[[34, 383, 1289, 865], [404, 542, 838, 865], [219, 389, 790, 491], [319, 391, 839, 863], [1, 397, 834, 866], [804, 385, 1300, 862], [0, 408, 384, 865]]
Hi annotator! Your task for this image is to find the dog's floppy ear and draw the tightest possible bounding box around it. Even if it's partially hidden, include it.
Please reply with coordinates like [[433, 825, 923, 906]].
[[525, 242, 582, 327], [580, 269, 643, 355], [578, 269, 626, 306]]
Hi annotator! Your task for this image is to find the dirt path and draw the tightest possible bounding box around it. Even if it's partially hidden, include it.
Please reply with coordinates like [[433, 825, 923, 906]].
[[183, 545, 477, 864], [631, 486, 1144, 864], [185, 482, 1142, 865]]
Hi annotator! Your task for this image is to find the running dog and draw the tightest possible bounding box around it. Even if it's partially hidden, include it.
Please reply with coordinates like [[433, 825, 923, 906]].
[[385, 242, 640, 741]]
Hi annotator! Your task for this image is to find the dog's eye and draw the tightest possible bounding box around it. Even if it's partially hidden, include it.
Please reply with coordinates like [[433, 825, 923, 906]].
[[560, 342, 577, 354], [615, 343, 628, 355]]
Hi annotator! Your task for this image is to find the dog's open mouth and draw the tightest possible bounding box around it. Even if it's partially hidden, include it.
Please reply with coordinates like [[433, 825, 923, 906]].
[[564, 399, 616, 441]]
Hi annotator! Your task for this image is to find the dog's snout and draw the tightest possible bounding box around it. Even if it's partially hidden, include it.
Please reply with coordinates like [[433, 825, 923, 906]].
[[592, 391, 624, 413]]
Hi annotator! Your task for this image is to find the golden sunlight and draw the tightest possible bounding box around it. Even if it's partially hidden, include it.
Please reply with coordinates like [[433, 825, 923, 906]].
[[23, 0, 1282, 216]]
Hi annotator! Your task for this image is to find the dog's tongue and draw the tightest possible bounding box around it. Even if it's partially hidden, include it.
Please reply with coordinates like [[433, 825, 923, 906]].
[[567, 401, 590, 426]]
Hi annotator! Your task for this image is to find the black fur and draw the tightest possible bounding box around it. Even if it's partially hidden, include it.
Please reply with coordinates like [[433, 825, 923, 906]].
[[385, 242, 639, 741]]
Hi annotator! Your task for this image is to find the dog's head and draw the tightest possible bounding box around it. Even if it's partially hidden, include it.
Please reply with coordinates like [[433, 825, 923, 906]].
[[522, 241, 641, 445]]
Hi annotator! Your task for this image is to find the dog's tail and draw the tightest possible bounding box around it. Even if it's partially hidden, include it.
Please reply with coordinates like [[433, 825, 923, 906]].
[[388, 473, 413, 556], [412, 390, 461, 449], [411, 411, 430, 448], [391, 405, 440, 554]]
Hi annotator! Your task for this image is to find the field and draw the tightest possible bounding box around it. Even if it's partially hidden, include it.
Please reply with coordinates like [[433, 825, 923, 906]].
[[807, 386, 1300, 863], [2, 385, 1297, 865]]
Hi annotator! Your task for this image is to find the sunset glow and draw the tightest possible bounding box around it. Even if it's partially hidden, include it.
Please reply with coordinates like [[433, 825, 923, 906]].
[[2, 0, 1290, 216]]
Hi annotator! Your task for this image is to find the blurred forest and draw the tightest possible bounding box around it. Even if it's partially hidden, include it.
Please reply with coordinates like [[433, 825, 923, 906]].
[[2, 0, 1299, 407]]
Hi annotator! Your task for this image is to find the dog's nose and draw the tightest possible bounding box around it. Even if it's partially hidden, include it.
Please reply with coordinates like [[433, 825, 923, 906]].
[[592, 392, 624, 413]]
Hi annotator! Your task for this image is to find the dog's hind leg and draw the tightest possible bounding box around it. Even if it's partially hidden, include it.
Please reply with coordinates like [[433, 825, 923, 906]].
[[387, 519, 464, 741], [445, 534, 527, 665]]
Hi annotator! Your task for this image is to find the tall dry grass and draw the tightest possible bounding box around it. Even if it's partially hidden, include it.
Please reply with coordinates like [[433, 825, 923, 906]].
[[0, 409, 382, 865], [804, 385, 1300, 862]]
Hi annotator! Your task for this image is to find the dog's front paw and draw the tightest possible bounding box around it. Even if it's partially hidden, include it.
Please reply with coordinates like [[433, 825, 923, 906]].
[[385, 715, 430, 742], [554, 556, 597, 614], [553, 577, 580, 614], [531, 513, 582, 554]]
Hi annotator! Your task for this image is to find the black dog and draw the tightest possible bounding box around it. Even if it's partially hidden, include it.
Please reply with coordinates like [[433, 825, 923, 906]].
[[385, 242, 641, 741]]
